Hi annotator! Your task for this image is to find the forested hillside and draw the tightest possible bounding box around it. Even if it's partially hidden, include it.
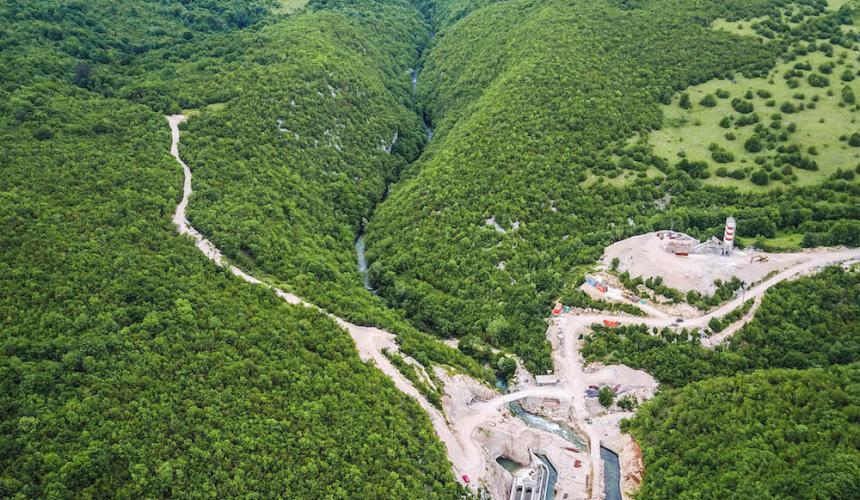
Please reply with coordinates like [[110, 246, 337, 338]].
[[3, 0, 860, 497], [0, 1, 465, 497], [625, 364, 860, 499], [366, 0, 860, 371], [583, 266, 860, 386], [169, 0, 428, 326]]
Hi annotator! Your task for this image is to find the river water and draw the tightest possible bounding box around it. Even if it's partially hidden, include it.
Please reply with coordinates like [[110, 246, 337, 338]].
[[600, 446, 622, 500], [535, 453, 558, 500], [355, 235, 373, 292], [508, 401, 588, 450]]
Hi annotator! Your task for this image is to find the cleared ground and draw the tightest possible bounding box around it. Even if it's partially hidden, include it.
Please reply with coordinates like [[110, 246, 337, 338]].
[[649, 50, 860, 191], [600, 232, 812, 295]]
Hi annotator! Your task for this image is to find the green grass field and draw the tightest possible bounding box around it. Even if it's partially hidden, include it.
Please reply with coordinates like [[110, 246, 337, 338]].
[[760, 232, 804, 250], [711, 16, 770, 39], [649, 50, 860, 191], [583, 165, 664, 188]]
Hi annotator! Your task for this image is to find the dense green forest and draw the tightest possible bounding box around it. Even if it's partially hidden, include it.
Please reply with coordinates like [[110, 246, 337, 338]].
[[366, 0, 860, 371], [0, 1, 467, 497], [3, 0, 860, 497], [582, 266, 860, 387], [625, 364, 860, 499]]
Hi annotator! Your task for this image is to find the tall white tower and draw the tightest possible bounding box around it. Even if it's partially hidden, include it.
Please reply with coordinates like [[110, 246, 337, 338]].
[[723, 217, 736, 255]]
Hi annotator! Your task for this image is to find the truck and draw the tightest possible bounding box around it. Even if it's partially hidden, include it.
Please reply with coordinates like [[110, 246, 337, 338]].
[[603, 319, 620, 327]]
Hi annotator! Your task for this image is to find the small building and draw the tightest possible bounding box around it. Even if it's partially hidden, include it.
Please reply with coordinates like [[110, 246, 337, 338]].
[[535, 375, 558, 386]]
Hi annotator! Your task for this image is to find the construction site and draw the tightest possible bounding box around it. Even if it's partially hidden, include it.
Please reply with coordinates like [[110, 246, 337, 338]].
[[599, 218, 812, 296]]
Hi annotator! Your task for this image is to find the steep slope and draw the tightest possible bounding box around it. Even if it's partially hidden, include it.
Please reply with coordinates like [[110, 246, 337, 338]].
[[366, 0, 860, 370], [120, 0, 489, 379], [0, 2, 465, 497], [582, 266, 860, 387], [625, 365, 860, 499]]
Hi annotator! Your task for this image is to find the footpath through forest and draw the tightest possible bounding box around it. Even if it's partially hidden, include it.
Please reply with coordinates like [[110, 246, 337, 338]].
[[166, 114, 860, 498]]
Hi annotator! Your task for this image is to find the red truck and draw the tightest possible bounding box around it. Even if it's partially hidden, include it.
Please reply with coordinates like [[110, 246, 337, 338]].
[[603, 319, 620, 327]]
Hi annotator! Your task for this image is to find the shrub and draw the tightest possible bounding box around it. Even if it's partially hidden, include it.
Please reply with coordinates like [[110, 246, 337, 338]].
[[679, 92, 691, 109], [807, 73, 830, 87], [751, 170, 770, 185], [699, 94, 717, 107], [598, 387, 615, 408], [736, 113, 759, 127], [842, 86, 856, 105], [715, 89, 730, 99], [719, 116, 732, 128], [617, 395, 637, 411], [676, 159, 710, 179], [841, 69, 855, 82], [744, 135, 763, 153], [708, 143, 734, 164], [731, 98, 754, 114], [780, 101, 796, 113], [849, 133, 860, 147]]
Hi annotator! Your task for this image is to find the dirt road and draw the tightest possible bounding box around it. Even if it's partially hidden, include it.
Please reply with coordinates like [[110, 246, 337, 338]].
[[167, 115, 483, 483], [167, 114, 859, 498]]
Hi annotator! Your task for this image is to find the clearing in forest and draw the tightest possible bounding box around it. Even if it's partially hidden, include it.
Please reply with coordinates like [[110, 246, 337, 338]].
[[272, 0, 308, 15], [649, 50, 860, 190]]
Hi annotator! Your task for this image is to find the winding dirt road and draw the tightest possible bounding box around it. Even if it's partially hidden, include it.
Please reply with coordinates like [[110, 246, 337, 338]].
[[167, 115, 482, 482], [167, 114, 859, 498]]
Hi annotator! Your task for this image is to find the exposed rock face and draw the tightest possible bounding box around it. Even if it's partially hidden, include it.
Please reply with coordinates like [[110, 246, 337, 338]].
[[477, 414, 591, 499]]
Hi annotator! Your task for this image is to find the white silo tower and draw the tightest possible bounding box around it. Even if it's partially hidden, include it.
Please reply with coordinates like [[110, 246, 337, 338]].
[[723, 217, 736, 255]]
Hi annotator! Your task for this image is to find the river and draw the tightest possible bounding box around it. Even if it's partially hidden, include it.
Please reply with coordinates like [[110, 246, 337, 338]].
[[600, 446, 622, 500], [508, 401, 588, 450], [355, 235, 373, 292]]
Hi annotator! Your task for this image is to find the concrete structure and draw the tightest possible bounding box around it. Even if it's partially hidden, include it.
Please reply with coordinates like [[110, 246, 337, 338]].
[[508, 458, 549, 500], [660, 218, 737, 257], [535, 375, 559, 386], [723, 216, 736, 255]]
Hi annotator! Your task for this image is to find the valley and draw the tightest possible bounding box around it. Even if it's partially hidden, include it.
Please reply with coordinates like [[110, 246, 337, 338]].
[[2, 0, 860, 498], [166, 114, 860, 496]]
